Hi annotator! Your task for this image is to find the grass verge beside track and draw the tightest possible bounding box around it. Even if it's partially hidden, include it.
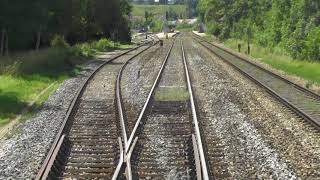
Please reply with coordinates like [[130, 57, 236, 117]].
[[0, 70, 80, 126], [223, 39, 320, 85], [199, 34, 320, 86], [0, 39, 131, 127]]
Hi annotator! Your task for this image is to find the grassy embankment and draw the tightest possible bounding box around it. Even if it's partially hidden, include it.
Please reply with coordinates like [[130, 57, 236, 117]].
[[223, 39, 320, 86], [200, 33, 320, 87], [0, 38, 132, 126]]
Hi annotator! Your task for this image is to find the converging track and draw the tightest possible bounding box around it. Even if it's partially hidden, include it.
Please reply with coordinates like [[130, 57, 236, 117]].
[[35, 40, 158, 179], [120, 35, 209, 179], [34, 32, 320, 180], [193, 33, 320, 130]]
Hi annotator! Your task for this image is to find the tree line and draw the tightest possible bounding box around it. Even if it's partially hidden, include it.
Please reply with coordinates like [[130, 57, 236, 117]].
[[0, 0, 131, 55], [198, 0, 320, 61]]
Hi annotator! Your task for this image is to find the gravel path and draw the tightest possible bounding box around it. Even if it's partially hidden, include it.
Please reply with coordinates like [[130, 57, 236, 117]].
[[184, 35, 320, 179]]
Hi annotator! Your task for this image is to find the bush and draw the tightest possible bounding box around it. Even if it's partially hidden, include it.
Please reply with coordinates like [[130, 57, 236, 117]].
[[74, 43, 96, 57], [50, 35, 70, 48], [150, 19, 164, 33], [207, 22, 222, 37], [176, 22, 194, 31], [0, 37, 127, 76], [0, 48, 75, 75], [94, 38, 115, 51]]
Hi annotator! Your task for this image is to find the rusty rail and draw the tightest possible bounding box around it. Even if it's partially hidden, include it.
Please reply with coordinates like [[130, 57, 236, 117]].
[[125, 37, 176, 153], [193, 32, 320, 129], [36, 40, 156, 180], [181, 41, 209, 179]]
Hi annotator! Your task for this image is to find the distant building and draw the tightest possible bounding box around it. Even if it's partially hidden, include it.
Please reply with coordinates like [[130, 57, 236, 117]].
[[168, 0, 176, 4]]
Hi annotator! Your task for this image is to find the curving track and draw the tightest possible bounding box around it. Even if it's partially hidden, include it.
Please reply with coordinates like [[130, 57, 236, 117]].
[[35, 41, 157, 179], [193, 33, 320, 130]]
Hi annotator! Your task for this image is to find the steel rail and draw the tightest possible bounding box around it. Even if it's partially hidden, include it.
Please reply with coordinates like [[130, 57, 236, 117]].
[[192, 134, 202, 180], [125, 137, 138, 180], [110, 41, 158, 180], [116, 41, 158, 149], [181, 41, 209, 180], [35, 41, 155, 180], [193, 34, 320, 129], [41, 134, 65, 179], [112, 137, 124, 180], [125, 37, 177, 153], [192, 32, 320, 100]]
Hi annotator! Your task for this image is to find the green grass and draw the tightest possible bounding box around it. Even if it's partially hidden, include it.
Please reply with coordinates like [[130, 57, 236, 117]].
[[0, 38, 132, 127], [0, 74, 70, 126], [0, 47, 85, 126], [155, 87, 189, 102], [176, 23, 195, 32], [132, 4, 187, 17], [75, 39, 133, 57], [223, 39, 320, 85]]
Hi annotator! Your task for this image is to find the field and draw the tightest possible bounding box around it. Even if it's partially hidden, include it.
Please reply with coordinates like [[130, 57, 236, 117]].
[[132, 4, 187, 17]]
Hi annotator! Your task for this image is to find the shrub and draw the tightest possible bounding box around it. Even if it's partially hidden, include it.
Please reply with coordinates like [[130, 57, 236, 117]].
[[50, 35, 70, 48], [150, 19, 164, 33], [94, 38, 115, 51], [74, 43, 96, 57]]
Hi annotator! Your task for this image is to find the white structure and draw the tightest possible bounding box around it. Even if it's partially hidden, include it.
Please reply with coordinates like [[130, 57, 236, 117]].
[[168, 0, 176, 4]]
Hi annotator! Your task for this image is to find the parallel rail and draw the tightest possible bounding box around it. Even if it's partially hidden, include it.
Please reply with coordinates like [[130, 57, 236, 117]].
[[181, 41, 209, 179], [119, 35, 209, 179], [193, 32, 320, 129], [36, 40, 157, 179]]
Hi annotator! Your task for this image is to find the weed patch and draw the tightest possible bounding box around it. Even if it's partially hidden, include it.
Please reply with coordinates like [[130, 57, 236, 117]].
[[155, 87, 189, 102]]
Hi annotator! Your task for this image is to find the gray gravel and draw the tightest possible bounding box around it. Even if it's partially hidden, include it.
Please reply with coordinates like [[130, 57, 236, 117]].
[[205, 40, 320, 178], [121, 41, 171, 134], [0, 60, 103, 179], [184, 36, 300, 179]]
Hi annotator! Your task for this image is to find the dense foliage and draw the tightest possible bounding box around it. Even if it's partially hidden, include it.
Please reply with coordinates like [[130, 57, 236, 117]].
[[198, 0, 320, 61], [0, 0, 131, 54]]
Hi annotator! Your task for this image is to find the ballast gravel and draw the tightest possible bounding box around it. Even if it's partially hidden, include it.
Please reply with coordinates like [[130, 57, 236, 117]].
[[0, 60, 104, 179], [186, 36, 296, 179], [121, 41, 171, 134], [184, 36, 320, 179]]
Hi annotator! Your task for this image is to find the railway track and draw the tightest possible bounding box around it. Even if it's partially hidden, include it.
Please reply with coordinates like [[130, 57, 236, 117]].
[[35, 40, 158, 179], [115, 35, 209, 179], [193, 33, 320, 130]]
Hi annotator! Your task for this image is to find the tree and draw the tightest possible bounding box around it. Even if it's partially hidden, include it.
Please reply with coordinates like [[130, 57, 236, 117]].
[[0, 0, 132, 53], [198, 0, 320, 61], [31, 0, 49, 50]]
